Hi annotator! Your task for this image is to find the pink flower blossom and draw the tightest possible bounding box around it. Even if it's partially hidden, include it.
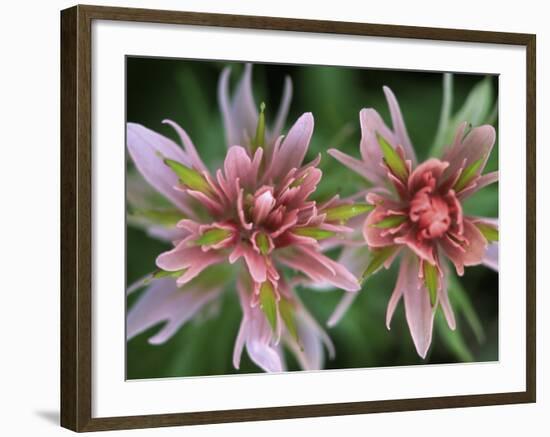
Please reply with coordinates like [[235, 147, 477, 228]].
[[126, 75, 360, 372], [328, 86, 499, 358]]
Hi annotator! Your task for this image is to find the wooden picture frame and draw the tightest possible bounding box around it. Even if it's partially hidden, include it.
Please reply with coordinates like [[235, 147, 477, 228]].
[[60, 4, 536, 432]]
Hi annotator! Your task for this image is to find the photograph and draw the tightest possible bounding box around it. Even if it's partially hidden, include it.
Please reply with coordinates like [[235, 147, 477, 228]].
[[125, 58, 499, 379]]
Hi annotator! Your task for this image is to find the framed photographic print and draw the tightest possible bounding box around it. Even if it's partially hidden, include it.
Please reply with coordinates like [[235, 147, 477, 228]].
[[60, 4, 536, 432]]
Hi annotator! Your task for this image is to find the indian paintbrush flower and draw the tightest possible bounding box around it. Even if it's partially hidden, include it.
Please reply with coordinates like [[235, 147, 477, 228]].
[[328, 86, 498, 358], [126, 65, 362, 372]]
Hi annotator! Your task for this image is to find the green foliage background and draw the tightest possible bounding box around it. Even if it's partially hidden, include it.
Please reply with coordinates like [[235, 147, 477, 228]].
[[126, 58, 499, 379]]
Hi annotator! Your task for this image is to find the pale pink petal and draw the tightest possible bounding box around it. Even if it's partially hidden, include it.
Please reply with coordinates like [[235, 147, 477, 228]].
[[269, 113, 314, 180], [358, 108, 397, 183], [155, 244, 225, 286], [440, 219, 487, 276], [279, 168, 322, 209], [441, 121, 468, 163], [363, 207, 399, 248], [328, 149, 377, 182], [233, 277, 284, 372], [162, 119, 207, 171], [218, 64, 258, 148], [402, 254, 435, 358], [386, 257, 407, 329], [126, 123, 195, 216], [223, 146, 256, 192], [246, 321, 284, 372], [241, 244, 268, 283], [269, 208, 298, 238], [438, 271, 456, 330], [288, 304, 335, 370], [228, 243, 245, 264], [458, 171, 498, 199], [383, 86, 416, 164], [252, 189, 276, 224], [482, 242, 499, 271], [327, 292, 358, 327], [267, 75, 293, 147], [127, 278, 223, 345], [408, 159, 449, 193], [185, 189, 224, 215], [218, 67, 237, 148], [236, 183, 253, 230], [444, 125, 496, 180], [278, 246, 360, 292], [146, 226, 188, 243], [394, 230, 436, 265], [232, 317, 248, 369]]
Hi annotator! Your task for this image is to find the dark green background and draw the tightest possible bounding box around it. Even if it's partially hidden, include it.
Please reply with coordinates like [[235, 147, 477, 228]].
[[126, 58, 499, 379]]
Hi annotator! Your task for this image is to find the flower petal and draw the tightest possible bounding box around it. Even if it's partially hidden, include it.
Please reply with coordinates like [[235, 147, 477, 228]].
[[252, 189, 276, 224], [156, 244, 225, 286], [269, 113, 314, 180], [223, 145, 261, 193], [242, 243, 268, 283], [402, 254, 435, 358], [126, 123, 195, 216], [327, 292, 358, 327], [267, 75, 293, 147], [383, 86, 417, 164], [443, 125, 496, 180], [458, 171, 498, 199], [278, 246, 360, 292], [326, 245, 370, 326], [482, 242, 499, 271], [289, 304, 335, 370], [127, 277, 223, 345], [233, 276, 284, 372], [162, 119, 207, 171], [363, 207, 400, 248], [386, 257, 406, 329], [358, 108, 399, 184], [218, 64, 258, 148], [328, 149, 377, 182], [438, 269, 456, 330], [440, 219, 487, 276], [408, 159, 449, 194]]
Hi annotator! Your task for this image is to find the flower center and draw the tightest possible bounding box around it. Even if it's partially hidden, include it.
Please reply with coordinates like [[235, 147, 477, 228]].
[[409, 189, 451, 239]]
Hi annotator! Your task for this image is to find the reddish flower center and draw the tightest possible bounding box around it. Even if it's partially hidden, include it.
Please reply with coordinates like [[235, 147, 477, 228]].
[[409, 188, 451, 239]]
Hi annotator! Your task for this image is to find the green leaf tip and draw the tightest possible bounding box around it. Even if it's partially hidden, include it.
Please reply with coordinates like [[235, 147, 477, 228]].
[[475, 222, 499, 242], [255, 232, 270, 255], [453, 157, 484, 193], [423, 262, 439, 307], [293, 227, 336, 240], [259, 281, 278, 332], [130, 208, 183, 227], [279, 298, 299, 343], [289, 170, 310, 188], [252, 101, 266, 151], [149, 268, 186, 282], [371, 214, 407, 229], [376, 133, 408, 181], [361, 246, 398, 283], [164, 158, 213, 195], [195, 228, 232, 246], [325, 203, 374, 222]]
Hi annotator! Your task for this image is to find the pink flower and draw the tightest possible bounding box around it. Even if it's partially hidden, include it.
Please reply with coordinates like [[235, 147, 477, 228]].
[[127, 101, 361, 371], [328, 86, 499, 358]]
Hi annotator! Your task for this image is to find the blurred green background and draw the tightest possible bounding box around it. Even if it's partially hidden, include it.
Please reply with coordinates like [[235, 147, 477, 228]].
[[126, 57, 499, 379]]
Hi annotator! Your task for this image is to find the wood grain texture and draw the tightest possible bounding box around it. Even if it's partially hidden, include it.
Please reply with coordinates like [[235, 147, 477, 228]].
[[60, 4, 537, 432]]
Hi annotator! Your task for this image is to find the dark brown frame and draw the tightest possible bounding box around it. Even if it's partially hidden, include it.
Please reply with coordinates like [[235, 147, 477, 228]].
[[60, 4, 536, 432]]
